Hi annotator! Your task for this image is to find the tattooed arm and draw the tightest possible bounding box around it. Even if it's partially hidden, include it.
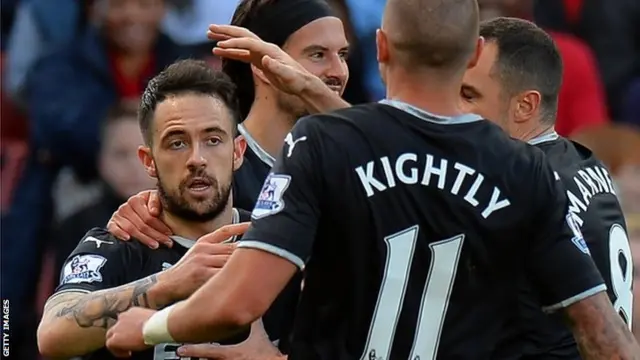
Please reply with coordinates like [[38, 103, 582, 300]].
[[37, 274, 171, 358], [563, 292, 640, 360]]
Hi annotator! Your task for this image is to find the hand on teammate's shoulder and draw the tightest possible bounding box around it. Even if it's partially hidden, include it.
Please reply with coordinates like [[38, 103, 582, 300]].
[[107, 189, 173, 249]]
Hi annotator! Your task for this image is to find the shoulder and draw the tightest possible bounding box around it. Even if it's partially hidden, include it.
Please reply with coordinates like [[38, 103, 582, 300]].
[[295, 103, 382, 132], [56, 228, 148, 289], [67, 227, 147, 261]]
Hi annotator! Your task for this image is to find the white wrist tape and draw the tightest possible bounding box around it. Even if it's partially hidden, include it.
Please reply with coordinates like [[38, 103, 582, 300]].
[[142, 304, 176, 345]]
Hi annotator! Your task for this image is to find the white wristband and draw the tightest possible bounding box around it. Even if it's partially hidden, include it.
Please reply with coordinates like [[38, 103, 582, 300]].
[[142, 304, 176, 346]]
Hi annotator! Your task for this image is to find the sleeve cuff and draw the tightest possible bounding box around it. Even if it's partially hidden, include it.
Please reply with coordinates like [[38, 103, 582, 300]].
[[237, 240, 306, 270], [542, 284, 607, 313]]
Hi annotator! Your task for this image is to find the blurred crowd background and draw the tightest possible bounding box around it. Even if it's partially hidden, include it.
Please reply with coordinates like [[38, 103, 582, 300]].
[[0, 0, 638, 358]]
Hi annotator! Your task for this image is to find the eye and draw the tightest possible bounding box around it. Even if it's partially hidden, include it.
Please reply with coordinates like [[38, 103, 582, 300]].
[[169, 140, 186, 149], [339, 50, 349, 60], [310, 52, 324, 60], [460, 88, 475, 101], [206, 138, 222, 146]]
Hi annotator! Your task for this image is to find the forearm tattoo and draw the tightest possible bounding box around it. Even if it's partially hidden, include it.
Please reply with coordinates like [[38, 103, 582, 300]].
[[48, 275, 163, 330], [565, 293, 640, 359]]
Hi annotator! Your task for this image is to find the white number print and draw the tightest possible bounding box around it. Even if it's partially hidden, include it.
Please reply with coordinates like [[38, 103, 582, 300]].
[[609, 224, 633, 329], [361, 226, 464, 360]]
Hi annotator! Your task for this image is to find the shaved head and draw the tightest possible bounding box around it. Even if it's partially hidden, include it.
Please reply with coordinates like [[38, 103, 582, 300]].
[[382, 0, 480, 72]]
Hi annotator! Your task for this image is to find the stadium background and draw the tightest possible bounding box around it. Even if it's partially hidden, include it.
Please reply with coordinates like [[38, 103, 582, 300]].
[[0, 0, 638, 358]]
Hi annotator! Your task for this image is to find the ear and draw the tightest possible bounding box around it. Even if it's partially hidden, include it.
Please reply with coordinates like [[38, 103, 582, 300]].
[[467, 37, 485, 69], [233, 135, 247, 172], [251, 64, 271, 85], [514, 90, 542, 123], [376, 28, 389, 63], [138, 146, 157, 178]]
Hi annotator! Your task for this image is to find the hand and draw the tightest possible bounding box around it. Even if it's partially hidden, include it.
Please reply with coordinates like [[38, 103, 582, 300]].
[[176, 320, 282, 360], [107, 190, 172, 248], [105, 307, 155, 357], [208, 24, 314, 95], [157, 225, 246, 302]]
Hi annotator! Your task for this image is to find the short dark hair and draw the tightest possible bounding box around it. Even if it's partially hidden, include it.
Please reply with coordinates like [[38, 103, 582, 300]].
[[223, 0, 273, 119], [384, 0, 479, 72], [139, 59, 239, 144], [480, 17, 563, 124]]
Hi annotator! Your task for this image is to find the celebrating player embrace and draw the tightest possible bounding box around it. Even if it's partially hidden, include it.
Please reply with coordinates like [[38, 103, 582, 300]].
[[102, 0, 639, 359]]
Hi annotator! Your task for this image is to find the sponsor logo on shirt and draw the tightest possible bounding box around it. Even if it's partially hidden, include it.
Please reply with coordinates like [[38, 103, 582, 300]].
[[61, 255, 107, 284], [284, 132, 307, 158], [252, 174, 291, 219]]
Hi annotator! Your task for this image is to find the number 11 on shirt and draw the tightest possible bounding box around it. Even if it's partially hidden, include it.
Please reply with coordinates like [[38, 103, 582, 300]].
[[361, 226, 464, 360]]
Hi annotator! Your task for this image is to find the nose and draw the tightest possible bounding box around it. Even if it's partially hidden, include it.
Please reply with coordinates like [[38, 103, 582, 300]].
[[325, 54, 349, 85], [186, 144, 207, 170]]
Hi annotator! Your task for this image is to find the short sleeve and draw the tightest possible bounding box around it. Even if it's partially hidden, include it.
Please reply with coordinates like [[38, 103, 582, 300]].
[[238, 117, 324, 269], [54, 228, 132, 295], [525, 160, 606, 312]]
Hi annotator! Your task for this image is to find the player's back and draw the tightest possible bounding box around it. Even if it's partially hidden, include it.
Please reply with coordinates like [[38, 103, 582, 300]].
[[282, 101, 603, 359], [497, 136, 632, 359]]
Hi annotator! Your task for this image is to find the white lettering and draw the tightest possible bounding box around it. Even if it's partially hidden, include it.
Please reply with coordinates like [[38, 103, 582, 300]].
[[356, 153, 511, 219], [396, 153, 418, 184], [451, 163, 475, 195], [422, 154, 447, 189], [481, 187, 511, 219], [355, 162, 387, 197]]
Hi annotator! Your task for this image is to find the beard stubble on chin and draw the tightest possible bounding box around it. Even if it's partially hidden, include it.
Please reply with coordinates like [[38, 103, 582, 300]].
[[156, 171, 232, 222]]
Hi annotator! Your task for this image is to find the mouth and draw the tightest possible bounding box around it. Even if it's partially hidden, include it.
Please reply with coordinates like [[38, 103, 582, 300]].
[[327, 85, 342, 95], [186, 177, 213, 193]]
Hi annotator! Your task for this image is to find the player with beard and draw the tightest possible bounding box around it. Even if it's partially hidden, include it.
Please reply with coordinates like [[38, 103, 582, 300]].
[[103, 0, 349, 351], [36, 60, 265, 360], [458, 18, 634, 359], [222, 0, 349, 211]]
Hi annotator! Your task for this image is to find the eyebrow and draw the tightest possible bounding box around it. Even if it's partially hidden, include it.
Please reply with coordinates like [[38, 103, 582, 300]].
[[161, 126, 228, 141], [302, 44, 350, 54]]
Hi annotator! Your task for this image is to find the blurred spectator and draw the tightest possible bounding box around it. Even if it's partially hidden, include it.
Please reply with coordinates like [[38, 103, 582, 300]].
[[326, 0, 369, 105], [162, 0, 239, 59], [0, 0, 19, 51], [4, 0, 86, 101], [479, 0, 609, 136], [0, 0, 185, 353], [52, 104, 154, 283], [344, 0, 385, 101], [535, 0, 640, 120]]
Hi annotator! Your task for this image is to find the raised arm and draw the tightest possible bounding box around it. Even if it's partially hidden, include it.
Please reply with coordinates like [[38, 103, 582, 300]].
[[209, 24, 351, 114], [38, 275, 170, 357]]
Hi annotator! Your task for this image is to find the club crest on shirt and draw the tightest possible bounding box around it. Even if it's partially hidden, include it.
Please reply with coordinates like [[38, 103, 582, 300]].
[[61, 254, 107, 284], [252, 174, 291, 219], [566, 212, 590, 255]]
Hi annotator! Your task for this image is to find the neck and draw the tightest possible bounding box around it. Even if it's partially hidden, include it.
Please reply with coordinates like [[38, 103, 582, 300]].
[[513, 119, 555, 143], [242, 95, 296, 157], [160, 203, 234, 240], [385, 67, 467, 117]]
